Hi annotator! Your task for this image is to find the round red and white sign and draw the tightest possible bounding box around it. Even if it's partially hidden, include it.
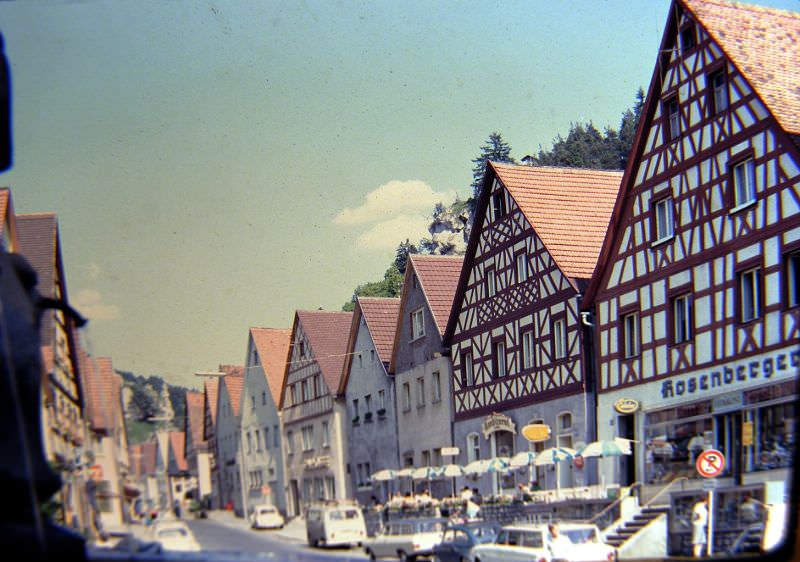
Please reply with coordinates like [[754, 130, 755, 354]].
[[696, 449, 725, 478]]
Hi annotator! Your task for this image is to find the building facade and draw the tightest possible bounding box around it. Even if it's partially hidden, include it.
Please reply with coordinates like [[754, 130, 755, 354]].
[[584, 0, 799, 497], [215, 368, 245, 514], [184, 391, 212, 505], [280, 310, 352, 516], [340, 297, 401, 505], [445, 163, 621, 495]]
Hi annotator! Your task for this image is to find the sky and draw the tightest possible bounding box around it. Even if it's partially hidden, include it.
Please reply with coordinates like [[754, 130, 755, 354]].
[[0, 0, 796, 389]]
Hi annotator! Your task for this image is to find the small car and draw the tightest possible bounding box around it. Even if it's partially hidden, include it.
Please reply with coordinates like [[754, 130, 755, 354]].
[[470, 522, 616, 562], [151, 520, 202, 552], [250, 504, 285, 530], [432, 521, 500, 562], [306, 502, 367, 547], [364, 517, 446, 561]]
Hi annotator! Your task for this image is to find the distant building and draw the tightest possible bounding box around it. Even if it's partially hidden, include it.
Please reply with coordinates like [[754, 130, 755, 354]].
[[340, 297, 401, 505], [166, 431, 195, 512], [392, 255, 462, 498], [215, 366, 245, 514], [280, 310, 353, 516], [202, 378, 220, 508], [185, 391, 212, 503], [240, 327, 291, 516]]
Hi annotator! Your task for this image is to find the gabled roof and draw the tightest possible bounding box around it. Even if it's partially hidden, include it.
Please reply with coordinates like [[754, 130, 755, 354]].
[[682, 0, 800, 135], [15, 213, 58, 298], [139, 441, 158, 475], [220, 367, 245, 418], [338, 297, 400, 395], [185, 391, 206, 451], [204, 379, 219, 427], [168, 431, 188, 473], [583, 0, 800, 308], [390, 254, 463, 372], [83, 355, 120, 433], [250, 328, 292, 404], [293, 310, 353, 394]]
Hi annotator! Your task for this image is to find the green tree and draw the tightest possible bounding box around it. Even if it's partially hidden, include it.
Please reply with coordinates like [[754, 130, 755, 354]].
[[394, 239, 417, 274], [129, 385, 158, 422], [471, 132, 516, 200]]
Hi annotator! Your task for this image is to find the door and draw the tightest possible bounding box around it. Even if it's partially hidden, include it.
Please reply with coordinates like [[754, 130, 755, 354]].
[[289, 480, 300, 517], [618, 414, 636, 486]]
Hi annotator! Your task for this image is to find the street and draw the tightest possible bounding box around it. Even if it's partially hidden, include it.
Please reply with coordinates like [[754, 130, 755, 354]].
[[184, 518, 369, 562]]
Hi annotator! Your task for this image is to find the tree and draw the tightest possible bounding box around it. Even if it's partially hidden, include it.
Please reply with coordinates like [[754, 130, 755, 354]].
[[394, 239, 418, 274], [128, 385, 158, 422], [471, 132, 516, 200]]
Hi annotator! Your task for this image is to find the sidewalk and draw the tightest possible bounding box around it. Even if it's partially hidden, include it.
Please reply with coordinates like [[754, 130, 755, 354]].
[[205, 510, 307, 544]]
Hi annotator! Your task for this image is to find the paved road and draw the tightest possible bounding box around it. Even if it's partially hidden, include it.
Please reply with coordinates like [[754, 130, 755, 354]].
[[186, 519, 369, 562]]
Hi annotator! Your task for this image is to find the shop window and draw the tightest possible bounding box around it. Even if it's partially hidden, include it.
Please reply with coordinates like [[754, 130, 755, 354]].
[[664, 96, 680, 142], [462, 351, 474, 387], [521, 329, 535, 370], [644, 413, 712, 484], [708, 69, 728, 115], [493, 340, 506, 378], [787, 251, 800, 308], [516, 253, 528, 284], [652, 196, 674, 243], [739, 267, 761, 322], [466, 433, 481, 463], [672, 293, 693, 344], [622, 312, 640, 358]]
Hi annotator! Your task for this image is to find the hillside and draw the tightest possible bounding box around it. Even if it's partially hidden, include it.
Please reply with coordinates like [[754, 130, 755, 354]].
[[117, 370, 192, 444]]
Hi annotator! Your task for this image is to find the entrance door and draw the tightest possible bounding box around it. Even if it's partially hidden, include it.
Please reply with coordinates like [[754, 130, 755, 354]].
[[618, 414, 636, 486]]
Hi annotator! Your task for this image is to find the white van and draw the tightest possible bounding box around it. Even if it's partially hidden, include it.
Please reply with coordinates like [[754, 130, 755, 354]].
[[306, 502, 367, 548]]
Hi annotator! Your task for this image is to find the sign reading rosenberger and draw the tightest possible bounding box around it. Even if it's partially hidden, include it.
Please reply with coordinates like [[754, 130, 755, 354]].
[[660, 348, 800, 400], [482, 412, 516, 439]]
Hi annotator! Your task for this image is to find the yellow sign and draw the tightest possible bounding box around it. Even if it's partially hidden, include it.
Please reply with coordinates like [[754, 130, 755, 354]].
[[742, 421, 754, 446], [521, 423, 551, 442], [614, 398, 640, 414]]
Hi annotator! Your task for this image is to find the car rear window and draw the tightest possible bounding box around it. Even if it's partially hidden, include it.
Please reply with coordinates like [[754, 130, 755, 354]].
[[329, 509, 361, 520]]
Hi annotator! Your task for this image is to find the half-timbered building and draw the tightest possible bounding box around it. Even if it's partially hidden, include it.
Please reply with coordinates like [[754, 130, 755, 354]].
[[339, 297, 401, 505], [445, 162, 621, 495], [280, 310, 352, 516], [391, 254, 462, 498], [583, 0, 799, 506]]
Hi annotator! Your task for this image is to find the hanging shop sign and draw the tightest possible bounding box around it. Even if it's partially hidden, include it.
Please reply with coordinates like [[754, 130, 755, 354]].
[[482, 412, 516, 439], [613, 398, 640, 414], [521, 423, 551, 443], [441, 447, 460, 457]]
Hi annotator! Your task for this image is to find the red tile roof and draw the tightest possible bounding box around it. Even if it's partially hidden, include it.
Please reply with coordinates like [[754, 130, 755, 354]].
[[295, 310, 353, 394], [492, 163, 622, 281], [357, 298, 401, 363], [221, 368, 245, 418], [185, 391, 206, 451], [250, 328, 292, 404], [168, 431, 188, 472], [682, 0, 800, 135], [203, 378, 219, 434], [140, 441, 158, 475], [16, 213, 61, 342], [410, 255, 464, 336]]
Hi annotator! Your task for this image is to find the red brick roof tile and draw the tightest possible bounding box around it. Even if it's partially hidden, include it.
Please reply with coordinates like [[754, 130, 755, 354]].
[[683, 0, 800, 134], [16, 213, 60, 342], [185, 391, 206, 451], [220, 368, 245, 418], [296, 310, 353, 394], [168, 431, 188, 472], [140, 441, 158, 475], [492, 163, 622, 280], [356, 298, 401, 364], [203, 378, 219, 441], [410, 255, 464, 336], [250, 328, 292, 405]]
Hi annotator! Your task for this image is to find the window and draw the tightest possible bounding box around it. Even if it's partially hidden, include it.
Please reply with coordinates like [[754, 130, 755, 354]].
[[299, 341, 305, 358], [486, 269, 496, 297], [709, 69, 728, 115], [516, 253, 528, 283], [553, 318, 566, 360], [370, 349, 375, 363], [378, 389, 385, 411], [358, 353, 362, 368], [788, 252, 800, 308], [432, 371, 441, 402], [352, 398, 359, 422], [521, 329, 535, 370], [416, 376, 425, 407], [623, 312, 640, 358], [314, 374, 322, 398], [273, 425, 279, 448], [290, 384, 297, 406], [365, 394, 372, 413], [673, 293, 693, 344], [732, 158, 756, 208], [251, 396, 255, 410], [255, 429, 261, 451], [557, 412, 573, 449], [264, 426, 270, 449], [301, 425, 314, 451], [301, 380, 308, 402], [462, 351, 474, 386], [246, 432, 252, 454], [680, 24, 695, 52], [466, 433, 481, 463], [321, 421, 330, 447], [665, 96, 680, 141], [286, 430, 294, 454], [740, 267, 762, 322], [261, 391, 266, 405], [324, 477, 335, 499], [653, 196, 674, 242], [493, 341, 506, 378], [402, 382, 411, 411], [492, 191, 506, 221], [421, 449, 431, 467], [411, 308, 425, 339]]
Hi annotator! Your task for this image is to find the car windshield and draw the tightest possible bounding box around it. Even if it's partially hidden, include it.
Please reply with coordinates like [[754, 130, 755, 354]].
[[564, 527, 598, 543]]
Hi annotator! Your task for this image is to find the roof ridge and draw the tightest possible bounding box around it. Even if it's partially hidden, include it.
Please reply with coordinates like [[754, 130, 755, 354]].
[[685, 0, 800, 19], [491, 162, 625, 175]]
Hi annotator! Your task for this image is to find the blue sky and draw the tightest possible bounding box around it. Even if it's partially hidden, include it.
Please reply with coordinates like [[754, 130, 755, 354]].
[[0, 0, 795, 388]]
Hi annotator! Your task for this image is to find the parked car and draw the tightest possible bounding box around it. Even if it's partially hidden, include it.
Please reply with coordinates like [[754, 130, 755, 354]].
[[469, 523, 616, 562], [364, 517, 446, 561], [150, 520, 202, 552], [433, 521, 500, 562], [306, 502, 367, 548], [250, 504, 285, 530]]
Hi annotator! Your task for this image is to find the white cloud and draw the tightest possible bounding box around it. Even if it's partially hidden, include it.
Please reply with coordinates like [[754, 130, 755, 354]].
[[72, 289, 121, 322], [354, 214, 431, 251], [333, 180, 457, 226]]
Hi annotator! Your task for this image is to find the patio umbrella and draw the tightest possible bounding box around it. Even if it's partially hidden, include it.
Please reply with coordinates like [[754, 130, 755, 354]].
[[464, 459, 491, 475], [371, 469, 397, 482], [437, 464, 465, 497], [486, 457, 511, 473], [396, 467, 415, 478], [412, 466, 438, 480], [509, 451, 537, 468], [576, 439, 633, 488], [533, 447, 577, 496]]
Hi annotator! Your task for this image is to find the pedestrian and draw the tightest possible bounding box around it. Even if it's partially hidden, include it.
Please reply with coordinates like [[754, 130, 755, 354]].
[[471, 488, 483, 505], [692, 497, 709, 557], [459, 486, 472, 502], [547, 523, 572, 560]]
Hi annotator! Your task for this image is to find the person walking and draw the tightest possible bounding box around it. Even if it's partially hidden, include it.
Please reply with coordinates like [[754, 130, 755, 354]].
[[692, 497, 709, 557], [547, 523, 572, 560]]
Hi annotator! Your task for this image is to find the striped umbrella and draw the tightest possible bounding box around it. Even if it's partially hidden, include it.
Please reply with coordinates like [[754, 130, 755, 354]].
[[371, 469, 397, 482], [509, 451, 537, 468], [533, 447, 577, 496], [486, 457, 511, 473]]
